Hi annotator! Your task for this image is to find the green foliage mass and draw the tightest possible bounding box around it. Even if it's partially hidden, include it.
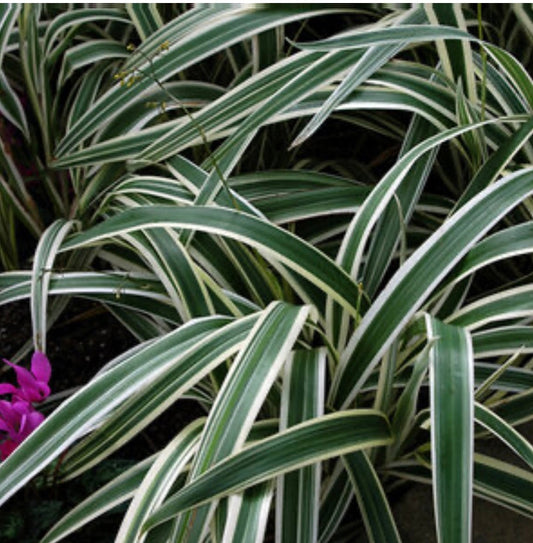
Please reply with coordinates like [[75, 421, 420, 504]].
[[1, 3, 533, 542]]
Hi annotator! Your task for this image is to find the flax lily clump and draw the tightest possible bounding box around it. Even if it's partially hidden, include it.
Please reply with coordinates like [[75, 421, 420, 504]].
[[0, 4, 533, 543]]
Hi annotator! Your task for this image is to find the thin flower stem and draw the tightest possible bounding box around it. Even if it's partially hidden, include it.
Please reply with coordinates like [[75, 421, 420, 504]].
[[123, 43, 240, 210]]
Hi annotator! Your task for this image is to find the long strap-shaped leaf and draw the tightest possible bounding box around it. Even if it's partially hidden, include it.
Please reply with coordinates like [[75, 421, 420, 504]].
[[53, 66, 485, 171], [472, 326, 533, 358], [335, 118, 520, 286], [43, 7, 130, 56], [343, 451, 401, 543], [58, 39, 129, 84], [331, 165, 533, 409], [291, 24, 473, 52], [318, 461, 353, 543], [472, 453, 533, 517], [277, 349, 325, 543], [387, 453, 533, 518], [59, 313, 259, 480], [0, 314, 234, 506], [424, 4, 477, 101], [171, 302, 310, 541], [116, 418, 204, 543], [427, 316, 473, 543], [493, 386, 533, 427], [0, 5, 27, 137], [484, 44, 533, 111], [143, 409, 392, 532], [126, 3, 163, 41], [1, 271, 180, 325], [30, 219, 74, 352], [363, 115, 438, 299], [55, 6, 334, 156], [290, 8, 428, 147], [221, 482, 273, 543], [474, 403, 533, 470], [0, 4, 20, 61], [447, 285, 533, 330], [61, 205, 361, 317], [123, 229, 213, 320], [290, 44, 402, 148], [326, 117, 523, 351], [41, 455, 156, 543], [454, 117, 533, 209], [56, 49, 319, 168], [444, 221, 533, 287]]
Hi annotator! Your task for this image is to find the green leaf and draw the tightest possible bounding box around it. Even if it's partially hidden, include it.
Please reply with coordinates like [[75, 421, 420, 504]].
[[43, 7, 130, 56], [143, 409, 393, 531], [55, 5, 336, 156], [222, 483, 273, 543], [292, 25, 473, 52], [277, 349, 325, 543], [447, 222, 533, 287], [472, 326, 533, 358], [427, 316, 473, 543], [126, 3, 163, 41], [60, 313, 259, 479], [474, 403, 533, 470], [0, 71, 29, 138], [61, 205, 361, 318], [331, 165, 533, 409], [424, 4, 477, 101], [473, 454, 533, 517], [59, 39, 129, 84], [41, 456, 156, 543], [30, 220, 74, 352], [343, 451, 401, 543], [318, 463, 353, 542], [484, 44, 533, 110], [448, 285, 533, 330], [171, 301, 310, 541], [116, 419, 204, 543]]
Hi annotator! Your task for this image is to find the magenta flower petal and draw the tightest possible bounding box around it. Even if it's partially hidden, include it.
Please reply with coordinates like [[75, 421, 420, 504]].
[[3, 359, 36, 391], [2, 354, 51, 403], [0, 439, 17, 460], [31, 351, 51, 384], [0, 399, 19, 434], [18, 409, 45, 440], [0, 353, 51, 461], [0, 399, 45, 460], [0, 382, 18, 396]]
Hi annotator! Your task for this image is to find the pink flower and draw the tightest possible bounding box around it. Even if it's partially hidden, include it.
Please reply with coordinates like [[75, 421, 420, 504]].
[[1, 351, 51, 403], [0, 399, 44, 460], [0, 351, 51, 459]]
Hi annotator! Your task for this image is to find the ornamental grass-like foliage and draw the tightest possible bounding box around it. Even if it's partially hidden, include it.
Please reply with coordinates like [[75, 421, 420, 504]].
[[1, 3, 533, 542]]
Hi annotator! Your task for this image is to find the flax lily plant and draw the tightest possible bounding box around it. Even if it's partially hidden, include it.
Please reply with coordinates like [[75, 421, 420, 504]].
[[1, 4, 533, 542]]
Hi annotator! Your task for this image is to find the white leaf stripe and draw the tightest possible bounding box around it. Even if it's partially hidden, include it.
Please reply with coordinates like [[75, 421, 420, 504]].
[[143, 410, 392, 530], [41, 455, 157, 543], [59, 314, 259, 480], [427, 317, 473, 543], [61, 205, 361, 317], [116, 419, 204, 543], [331, 166, 533, 409]]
